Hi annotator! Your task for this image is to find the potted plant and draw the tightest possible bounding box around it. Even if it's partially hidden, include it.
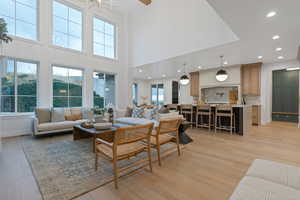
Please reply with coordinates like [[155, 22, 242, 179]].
[[0, 18, 13, 56]]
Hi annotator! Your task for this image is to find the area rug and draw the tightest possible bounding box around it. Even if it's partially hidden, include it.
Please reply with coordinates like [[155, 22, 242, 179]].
[[22, 135, 178, 200]]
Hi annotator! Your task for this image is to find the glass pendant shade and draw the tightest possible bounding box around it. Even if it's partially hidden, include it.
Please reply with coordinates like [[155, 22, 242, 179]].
[[216, 69, 228, 82], [180, 74, 190, 85]]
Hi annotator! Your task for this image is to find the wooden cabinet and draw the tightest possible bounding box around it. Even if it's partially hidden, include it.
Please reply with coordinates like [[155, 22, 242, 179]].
[[252, 105, 261, 125], [241, 63, 262, 96], [190, 72, 199, 97]]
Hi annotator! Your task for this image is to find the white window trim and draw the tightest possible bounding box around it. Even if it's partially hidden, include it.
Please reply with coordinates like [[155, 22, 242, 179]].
[[0, 57, 39, 113], [51, 0, 84, 53], [93, 70, 117, 108], [1, 0, 40, 41], [92, 15, 117, 60], [51, 64, 84, 108]]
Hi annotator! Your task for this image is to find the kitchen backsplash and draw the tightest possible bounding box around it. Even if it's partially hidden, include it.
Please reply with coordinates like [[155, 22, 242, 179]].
[[202, 86, 238, 104]]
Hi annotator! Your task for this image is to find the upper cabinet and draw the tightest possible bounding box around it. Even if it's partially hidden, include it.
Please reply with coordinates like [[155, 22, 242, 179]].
[[241, 63, 262, 96], [190, 72, 200, 97]]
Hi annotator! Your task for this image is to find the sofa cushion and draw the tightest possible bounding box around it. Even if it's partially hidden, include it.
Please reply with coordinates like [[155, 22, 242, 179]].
[[35, 108, 51, 124], [71, 107, 82, 115], [158, 107, 169, 114], [38, 121, 77, 132], [229, 176, 300, 200], [65, 114, 82, 121], [115, 117, 158, 127], [132, 107, 144, 118], [51, 108, 66, 122], [246, 159, 300, 190]]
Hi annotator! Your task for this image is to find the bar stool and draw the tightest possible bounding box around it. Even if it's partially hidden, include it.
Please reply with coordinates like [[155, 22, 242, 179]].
[[180, 104, 195, 127], [167, 104, 178, 112], [196, 104, 213, 131], [215, 105, 235, 134]]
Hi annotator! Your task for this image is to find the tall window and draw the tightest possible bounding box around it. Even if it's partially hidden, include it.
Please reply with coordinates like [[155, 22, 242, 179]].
[[151, 84, 164, 106], [53, 1, 82, 51], [132, 83, 138, 106], [0, 58, 37, 113], [93, 17, 115, 59], [52, 66, 83, 107], [0, 0, 38, 40], [93, 72, 115, 108]]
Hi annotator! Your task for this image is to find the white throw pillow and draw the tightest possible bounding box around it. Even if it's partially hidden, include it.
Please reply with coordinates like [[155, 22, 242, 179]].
[[51, 108, 65, 122]]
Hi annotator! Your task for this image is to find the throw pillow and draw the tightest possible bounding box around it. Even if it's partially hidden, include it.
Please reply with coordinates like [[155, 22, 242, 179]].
[[132, 107, 144, 118], [35, 108, 51, 124], [124, 107, 133, 117], [81, 108, 93, 120], [51, 108, 65, 122]]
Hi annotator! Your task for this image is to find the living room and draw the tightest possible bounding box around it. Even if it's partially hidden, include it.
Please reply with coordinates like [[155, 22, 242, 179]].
[[1, 0, 300, 200]]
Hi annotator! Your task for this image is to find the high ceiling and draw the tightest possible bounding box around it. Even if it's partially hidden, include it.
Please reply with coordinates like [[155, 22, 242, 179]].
[[131, 0, 300, 80]]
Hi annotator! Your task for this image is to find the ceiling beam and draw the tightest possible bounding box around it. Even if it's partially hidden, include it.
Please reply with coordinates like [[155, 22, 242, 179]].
[[139, 0, 151, 6]]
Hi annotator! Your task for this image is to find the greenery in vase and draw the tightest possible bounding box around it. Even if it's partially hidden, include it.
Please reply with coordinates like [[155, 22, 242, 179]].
[[0, 18, 12, 45], [92, 107, 106, 116]]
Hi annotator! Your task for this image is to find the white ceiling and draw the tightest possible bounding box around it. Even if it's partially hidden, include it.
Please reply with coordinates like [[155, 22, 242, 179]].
[[131, 0, 300, 80]]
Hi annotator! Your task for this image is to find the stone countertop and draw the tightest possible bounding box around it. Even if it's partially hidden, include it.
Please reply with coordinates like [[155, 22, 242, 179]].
[[190, 104, 252, 108]]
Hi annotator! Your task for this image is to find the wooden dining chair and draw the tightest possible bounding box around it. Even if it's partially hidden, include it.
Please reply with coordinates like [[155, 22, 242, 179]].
[[95, 123, 154, 189], [150, 119, 182, 166]]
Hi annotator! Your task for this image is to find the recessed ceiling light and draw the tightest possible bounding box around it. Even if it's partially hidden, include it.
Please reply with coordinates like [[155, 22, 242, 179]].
[[278, 56, 284, 60], [138, 69, 143, 73], [162, 74, 166, 77], [223, 61, 228, 65], [272, 35, 280, 40], [267, 11, 277, 18], [198, 66, 202, 69], [148, 76, 152, 79], [258, 56, 263, 59], [275, 47, 282, 52], [177, 70, 181, 73]]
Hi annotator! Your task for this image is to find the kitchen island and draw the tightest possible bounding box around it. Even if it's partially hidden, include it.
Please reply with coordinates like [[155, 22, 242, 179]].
[[174, 104, 252, 136]]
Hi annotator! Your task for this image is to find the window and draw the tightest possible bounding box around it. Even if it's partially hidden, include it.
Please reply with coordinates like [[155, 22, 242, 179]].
[[53, 0, 82, 51], [93, 72, 115, 108], [93, 17, 115, 59], [52, 66, 83, 107], [132, 83, 138, 106], [0, 58, 38, 113], [151, 84, 164, 106], [0, 0, 38, 40]]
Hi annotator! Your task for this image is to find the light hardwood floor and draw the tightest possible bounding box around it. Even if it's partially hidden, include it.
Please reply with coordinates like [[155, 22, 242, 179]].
[[1, 122, 300, 200]]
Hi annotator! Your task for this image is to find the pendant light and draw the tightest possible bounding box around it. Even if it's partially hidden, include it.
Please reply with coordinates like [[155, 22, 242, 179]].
[[179, 63, 190, 85], [216, 56, 228, 82]]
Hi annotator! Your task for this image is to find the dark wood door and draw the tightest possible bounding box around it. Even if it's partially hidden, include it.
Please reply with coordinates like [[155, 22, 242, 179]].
[[272, 69, 299, 122]]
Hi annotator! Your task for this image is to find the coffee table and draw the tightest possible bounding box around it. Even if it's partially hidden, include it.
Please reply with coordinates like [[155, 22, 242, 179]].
[[73, 123, 129, 152]]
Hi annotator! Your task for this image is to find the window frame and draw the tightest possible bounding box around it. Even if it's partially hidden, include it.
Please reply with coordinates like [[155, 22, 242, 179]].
[[51, 0, 84, 52], [92, 15, 117, 60], [151, 83, 164, 106], [51, 64, 84, 108], [93, 70, 116, 108], [0, 57, 39, 113], [0, 0, 40, 41], [132, 83, 138, 106]]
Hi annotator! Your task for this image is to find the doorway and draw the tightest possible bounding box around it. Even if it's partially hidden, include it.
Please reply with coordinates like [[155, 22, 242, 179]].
[[272, 69, 299, 123]]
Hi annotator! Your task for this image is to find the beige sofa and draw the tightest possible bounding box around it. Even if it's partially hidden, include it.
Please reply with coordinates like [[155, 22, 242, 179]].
[[33, 107, 93, 136], [230, 159, 300, 200]]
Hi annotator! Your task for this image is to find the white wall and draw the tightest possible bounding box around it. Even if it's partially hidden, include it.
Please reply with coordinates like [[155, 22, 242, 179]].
[[128, 0, 238, 67], [0, 0, 129, 137], [261, 59, 300, 125]]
